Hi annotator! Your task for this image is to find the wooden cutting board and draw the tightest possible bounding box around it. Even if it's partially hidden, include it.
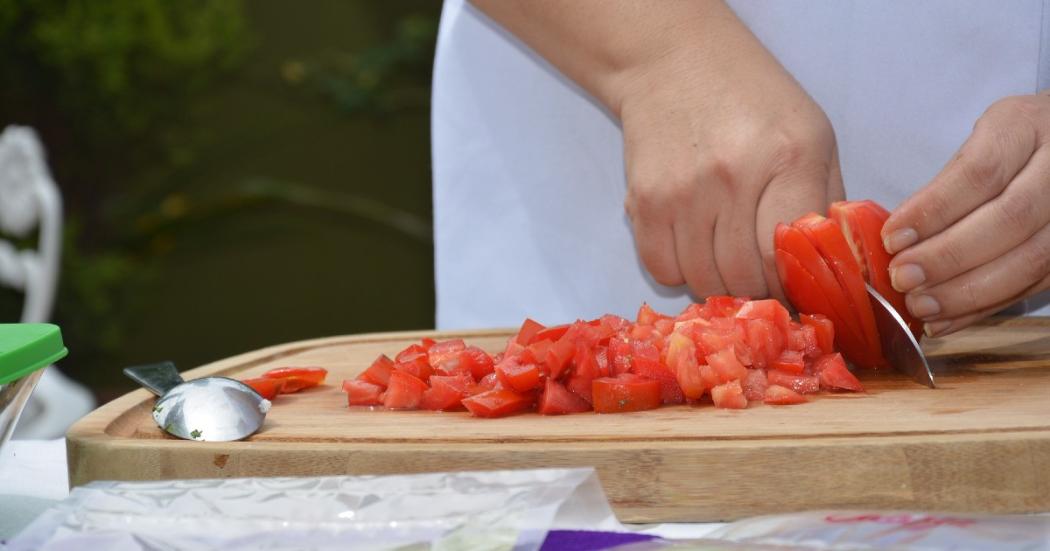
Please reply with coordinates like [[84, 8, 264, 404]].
[[67, 317, 1050, 522]]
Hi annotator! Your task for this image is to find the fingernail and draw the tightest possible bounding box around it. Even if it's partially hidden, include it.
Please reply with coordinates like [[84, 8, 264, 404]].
[[890, 264, 926, 292], [883, 228, 918, 254], [924, 320, 951, 338], [907, 294, 941, 319]]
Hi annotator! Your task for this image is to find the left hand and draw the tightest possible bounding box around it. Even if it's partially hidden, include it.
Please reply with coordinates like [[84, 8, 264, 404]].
[[881, 91, 1050, 337]]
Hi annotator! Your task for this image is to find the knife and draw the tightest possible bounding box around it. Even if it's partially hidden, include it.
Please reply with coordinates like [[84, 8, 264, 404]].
[[866, 284, 935, 388]]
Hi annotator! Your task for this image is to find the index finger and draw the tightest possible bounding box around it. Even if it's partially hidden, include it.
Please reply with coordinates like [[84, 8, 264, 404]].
[[882, 100, 1039, 254]]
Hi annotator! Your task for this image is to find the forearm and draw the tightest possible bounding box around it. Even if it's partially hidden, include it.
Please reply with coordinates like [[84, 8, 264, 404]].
[[469, 0, 765, 117]]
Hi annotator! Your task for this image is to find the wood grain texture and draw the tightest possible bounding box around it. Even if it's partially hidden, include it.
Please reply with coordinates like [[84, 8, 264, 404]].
[[67, 318, 1050, 522]]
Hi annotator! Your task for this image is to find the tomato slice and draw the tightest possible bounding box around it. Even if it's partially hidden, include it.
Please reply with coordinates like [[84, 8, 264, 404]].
[[792, 214, 883, 367], [538, 378, 592, 415], [830, 200, 923, 338], [358, 355, 395, 388], [591, 375, 662, 413], [710, 380, 748, 409], [462, 389, 533, 418], [262, 367, 328, 393], [342, 379, 384, 406], [764, 384, 807, 405], [814, 353, 865, 392], [383, 370, 429, 409], [242, 377, 284, 400]]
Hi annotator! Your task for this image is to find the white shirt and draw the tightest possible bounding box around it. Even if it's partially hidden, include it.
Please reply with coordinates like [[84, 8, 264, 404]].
[[432, 0, 1050, 329]]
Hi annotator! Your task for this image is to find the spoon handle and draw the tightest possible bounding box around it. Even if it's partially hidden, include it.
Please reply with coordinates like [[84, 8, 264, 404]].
[[123, 361, 185, 396]]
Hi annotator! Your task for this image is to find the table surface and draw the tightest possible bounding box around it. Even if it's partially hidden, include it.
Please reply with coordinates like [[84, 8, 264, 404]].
[[0, 439, 723, 541]]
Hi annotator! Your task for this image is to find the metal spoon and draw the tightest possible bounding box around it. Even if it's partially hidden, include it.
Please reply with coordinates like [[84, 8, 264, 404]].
[[123, 361, 270, 441]]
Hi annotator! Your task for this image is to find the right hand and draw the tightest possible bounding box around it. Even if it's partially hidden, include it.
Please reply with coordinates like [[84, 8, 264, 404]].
[[615, 18, 843, 301]]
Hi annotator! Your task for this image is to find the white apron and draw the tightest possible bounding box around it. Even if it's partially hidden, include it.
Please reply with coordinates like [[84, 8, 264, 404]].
[[432, 0, 1050, 329]]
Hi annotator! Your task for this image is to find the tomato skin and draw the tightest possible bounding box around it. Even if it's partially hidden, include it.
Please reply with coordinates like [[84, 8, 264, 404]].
[[591, 376, 662, 413], [383, 370, 429, 409], [358, 355, 395, 388], [764, 384, 807, 405], [262, 367, 328, 393], [343, 379, 384, 406], [538, 378, 592, 415], [462, 389, 533, 418], [710, 380, 748, 409], [815, 353, 865, 392], [243, 377, 284, 400]]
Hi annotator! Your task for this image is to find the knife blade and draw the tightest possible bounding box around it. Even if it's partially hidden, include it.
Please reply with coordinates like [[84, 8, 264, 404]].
[[866, 283, 935, 387]]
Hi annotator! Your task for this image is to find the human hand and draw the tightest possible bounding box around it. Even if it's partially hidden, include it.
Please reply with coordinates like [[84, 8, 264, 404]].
[[617, 16, 843, 300], [882, 91, 1050, 337]]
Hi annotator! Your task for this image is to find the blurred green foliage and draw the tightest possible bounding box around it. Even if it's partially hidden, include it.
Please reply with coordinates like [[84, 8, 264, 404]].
[[0, 1, 440, 401]]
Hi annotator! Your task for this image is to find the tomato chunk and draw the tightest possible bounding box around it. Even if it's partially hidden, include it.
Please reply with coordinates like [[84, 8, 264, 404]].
[[815, 353, 865, 392], [514, 318, 546, 346], [358, 355, 395, 388], [420, 374, 473, 411], [462, 389, 532, 418], [495, 357, 543, 392], [262, 367, 328, 393], [394, 345, 433, 381], [801, 314, 835, 355], [764, 384, 807, 405], [383, 370, 429, 409], [706, 348, 749, 384], [710, 380, 748, 409], [538, 378, 592, 415], [343, 379, 384, 406], [592, 376, 662, 413], [771, 350, 805, 375], [242, 377, 284, 400], [742, 369, 768, 402], [767, 370, 821, 394]]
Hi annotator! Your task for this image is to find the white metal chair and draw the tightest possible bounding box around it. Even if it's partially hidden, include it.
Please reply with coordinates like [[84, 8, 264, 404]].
[[0, 125, 94, 438]]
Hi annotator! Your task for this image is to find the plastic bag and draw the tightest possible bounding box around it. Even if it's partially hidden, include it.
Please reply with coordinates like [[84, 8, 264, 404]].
[[614, 510, 1050, 550], [7, 467, 622, 551]]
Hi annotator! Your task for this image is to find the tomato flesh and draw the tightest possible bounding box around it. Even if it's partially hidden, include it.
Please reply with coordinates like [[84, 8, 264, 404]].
[[383, 370, 429, 409], [710, 380, 748, 409], [764, 384, 807, 405], [262, 367, 328, 393], [343, 379, 384, 406], [538, 378, 592, 415], [358, 355, 395, 388], [815, 353, 865, 392], [242, 377, 284, 400], [462, 389, 532, 418], [592, 375, 662, 413]]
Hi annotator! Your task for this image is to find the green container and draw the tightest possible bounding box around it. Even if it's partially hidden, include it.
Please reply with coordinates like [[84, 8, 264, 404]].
[[0, 324, 68, 450]]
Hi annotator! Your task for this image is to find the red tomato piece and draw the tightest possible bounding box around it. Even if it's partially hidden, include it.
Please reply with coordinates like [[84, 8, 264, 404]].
[[832, 200, 924, 338], [801, 314, 835, 355], [383, 370, 429, 409], [514, 318, 546, 346], [675, 303, 705, 322], [636, 303, 669, 326], [358, 355, 395, 388], [522, 339, 553, 366], [705, 348, 749, 383], [427, 339, 465, 367], [242, 377, 284, 400], [767, 370, 821, 394], [462, 389, 533, 418], [342, 379, 384, 406], [494, 356, 543, 392], [736, 299, 792, 335], [262, 367, 328, 393], [394, 345, 433, 382], [608, 337, 634, 376], [538, 378, 592, 415], [630, 356, 685, 404], [420, 373, 473, 411], [799, 324, 822, 359], [595, 346, 611, 377], [764, 384, 807, 405], [814, 353, 865, 392], [591, 376, 662, 413], [742, 369, 768, 402], [431, 351, 474, 378], [654, 318, 675, 336], [667, 332, 705, 399], [419, 337, 437, 351], [464, 346, 495, 380], [532, 323, 570, 344], [600, 314, 631, 334], [710, 380, 748, 409], [745, 318, 784, 370], [771, 350, 805, 375], [545, 336, 575, 380], [703, 296, 748, 318], [471, 372, 503, 394]]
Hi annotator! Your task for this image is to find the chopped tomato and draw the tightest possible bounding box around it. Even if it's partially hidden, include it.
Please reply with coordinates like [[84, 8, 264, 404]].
[[262, 367, 328, 393], [667, 332, 705, 399], [742, 369, 768, 402], [538, 379, 592, 415], [532, 323, 570, 344], [419, 337, 437, 351], [494, 356, 543, 392], [242, 377, 284, 400], [358, 355, 395, 388], [736, 299, 792, 335], [592, 375, 662, 413], [767, 370, 821, 394], [462, 389, 532, 418], [608, 337, 634, 376], [801, 314, 835, 355], [343, 379, 384, 406], [514, 318, 546, 346], [523, 339, 554, 366], [771, 350, 805, 375], [764, 384, 807, 405], [472, 372, 503, 394], [420, 374, 473, 411], [815, 353, 865, 392], [394, 345, 433, 381], [705, 348, 748, 384], [464, 346, 495, 380], [383, 370, 429, 409], [630, 356, 684, 404], [545, 336, 575, 380], [710, 380, 748, 409], [636, 303, 669, 325], [427, 339, 466, 367]]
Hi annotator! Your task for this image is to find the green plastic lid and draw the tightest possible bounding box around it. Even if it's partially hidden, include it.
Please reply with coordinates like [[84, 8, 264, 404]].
[[0, 324, 68, 385]]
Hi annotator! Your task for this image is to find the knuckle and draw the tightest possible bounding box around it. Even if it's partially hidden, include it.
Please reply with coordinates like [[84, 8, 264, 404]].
[[991, 95, 1042, 120], [957, 153, 1002, 192], [699, 152, 741, 190]]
